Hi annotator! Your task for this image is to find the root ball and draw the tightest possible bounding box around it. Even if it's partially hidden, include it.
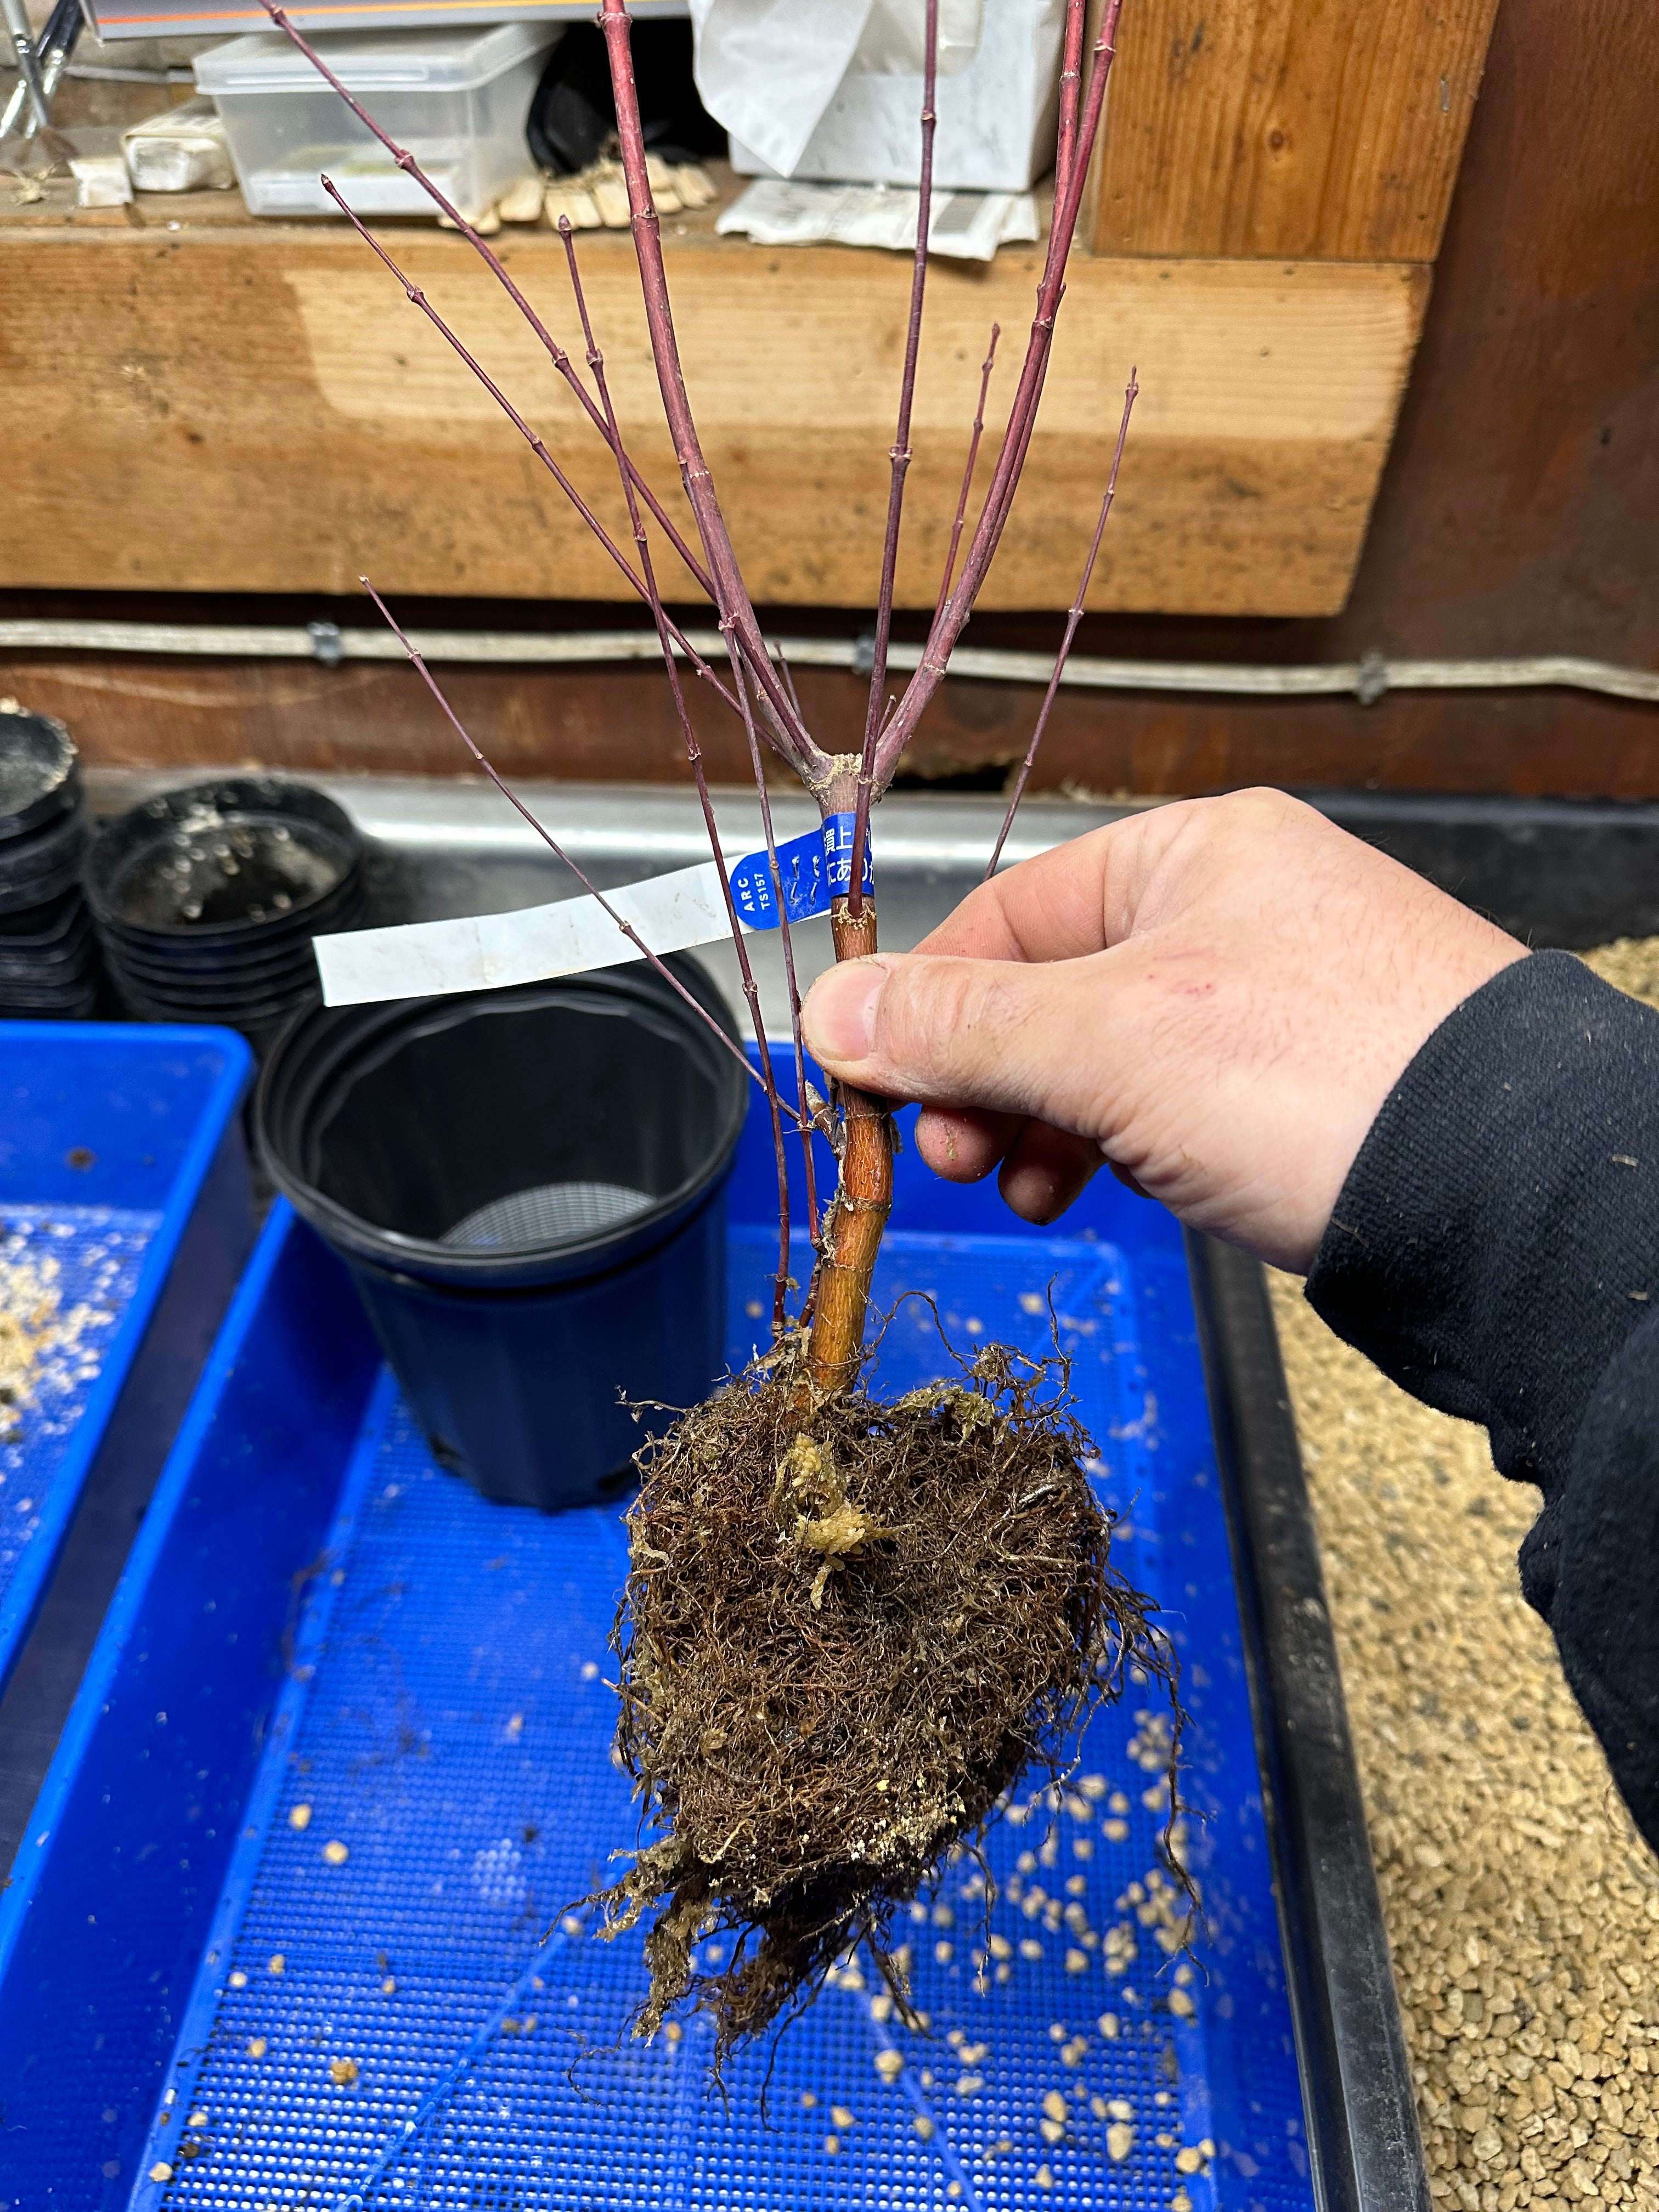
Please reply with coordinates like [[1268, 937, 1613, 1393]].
[[595, 1339, 1173, 2065]]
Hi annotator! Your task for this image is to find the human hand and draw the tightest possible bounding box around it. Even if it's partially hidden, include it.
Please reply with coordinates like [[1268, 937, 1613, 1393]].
[[799, 788, 1525, 1273]]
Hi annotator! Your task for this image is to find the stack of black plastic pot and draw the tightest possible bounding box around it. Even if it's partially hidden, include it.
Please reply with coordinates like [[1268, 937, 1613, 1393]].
[[0, 712, 100, 1021], [87, 776, 366, 1052]]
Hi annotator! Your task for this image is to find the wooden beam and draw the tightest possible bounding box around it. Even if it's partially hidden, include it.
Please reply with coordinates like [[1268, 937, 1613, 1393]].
[[0, 207, 1426, 616], [2, 644, 1650, 805], [1091, 0, 1502, 261]]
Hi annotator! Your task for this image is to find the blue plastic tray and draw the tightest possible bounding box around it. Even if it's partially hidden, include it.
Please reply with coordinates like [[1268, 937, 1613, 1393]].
[[0, 1023, 252, 1703], [0, 1073, 1308, 2212]]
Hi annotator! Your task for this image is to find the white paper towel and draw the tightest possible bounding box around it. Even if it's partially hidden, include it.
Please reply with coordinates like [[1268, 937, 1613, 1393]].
[[689, 0, 992, 182], [718, 177, 1038, 261], [688, 0, 877, 180], [850, 0, 984, 75]]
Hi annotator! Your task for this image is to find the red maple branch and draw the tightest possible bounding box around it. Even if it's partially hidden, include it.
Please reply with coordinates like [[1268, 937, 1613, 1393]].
[[847, 0, 940, 919], [359, 579, 798, 1128], [261, 1, 724, 614], [317, 175, 743, 720], [280, 0, 1141, 1386], [872, 0, 1126, 788], [725, 645, 822, 1256], [984, 368, 1138, 879], [598, 0, 833, 794], [556, 216, 798, 1331], [265, 0, 826, 781], [1054, 0, 1088, 202], [934, 321, 1002, 623]]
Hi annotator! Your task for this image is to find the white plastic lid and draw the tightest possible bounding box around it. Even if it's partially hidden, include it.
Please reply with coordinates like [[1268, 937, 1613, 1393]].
[[195, 21, 558, 95]]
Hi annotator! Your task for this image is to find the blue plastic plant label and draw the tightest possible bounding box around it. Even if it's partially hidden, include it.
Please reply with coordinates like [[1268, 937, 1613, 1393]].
[[820, 810, 875, 899], [728, 814, 873, 929]]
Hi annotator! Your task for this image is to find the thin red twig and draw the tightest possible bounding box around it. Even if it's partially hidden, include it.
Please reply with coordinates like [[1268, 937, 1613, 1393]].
[[872, 0, 1126, 788], [1054, 0, 1088, 202], [317, 175, 743, 719], [261, 1, 723, 614], [984, 369, 1138, 880], [598, 0, 832, 792], [771, 642, 805, 729], [934, 321, 1001, 624], [848, 0, 940, 918], [727, 648, 821, 1254], [760, 640, 833, 1220], [973, 367, 1050, 604], [557, 215, 796, 1335], [359, 579, 798, 1126], [268, 2, 823, 758]]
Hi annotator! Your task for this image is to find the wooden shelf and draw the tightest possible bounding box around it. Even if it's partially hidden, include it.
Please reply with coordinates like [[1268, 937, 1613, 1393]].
[[1087, 0, 1500, 263], [0, 163, 1427, 614]]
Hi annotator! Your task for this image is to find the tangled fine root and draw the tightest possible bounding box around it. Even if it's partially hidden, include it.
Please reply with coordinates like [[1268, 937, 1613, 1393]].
[[592, 1333, 1179, 2071]]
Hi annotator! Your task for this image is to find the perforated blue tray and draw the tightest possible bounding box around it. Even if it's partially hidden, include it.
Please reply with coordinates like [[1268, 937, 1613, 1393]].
[[0, 1073, 1309, 2212], [0, 1023, 252, 1702]]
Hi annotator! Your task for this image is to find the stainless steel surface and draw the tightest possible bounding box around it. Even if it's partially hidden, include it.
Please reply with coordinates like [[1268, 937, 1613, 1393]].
[[84, 773, 1143, 1035]]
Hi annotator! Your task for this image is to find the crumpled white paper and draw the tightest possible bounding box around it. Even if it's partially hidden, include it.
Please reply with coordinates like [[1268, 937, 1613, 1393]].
[[718, 176, 1038, 262], [688, 0, 984, 180]]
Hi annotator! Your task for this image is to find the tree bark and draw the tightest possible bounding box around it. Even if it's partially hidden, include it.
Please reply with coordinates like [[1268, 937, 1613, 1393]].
[[804, 899, 895, 1394]]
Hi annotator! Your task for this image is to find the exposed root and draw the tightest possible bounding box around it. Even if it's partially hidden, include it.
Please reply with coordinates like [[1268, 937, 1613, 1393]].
[[592, 1335, 1177, 2072]]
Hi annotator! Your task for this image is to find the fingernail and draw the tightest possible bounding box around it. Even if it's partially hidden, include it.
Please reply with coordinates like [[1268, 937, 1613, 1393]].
[[802, 958, 888, 1063]]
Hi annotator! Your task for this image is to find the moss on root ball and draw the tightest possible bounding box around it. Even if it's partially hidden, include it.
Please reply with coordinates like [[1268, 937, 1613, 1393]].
[[593, 1339, 1178, 2068]]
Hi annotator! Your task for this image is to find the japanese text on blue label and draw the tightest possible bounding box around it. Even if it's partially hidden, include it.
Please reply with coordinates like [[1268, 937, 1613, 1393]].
[[728, 814, 872, 930]]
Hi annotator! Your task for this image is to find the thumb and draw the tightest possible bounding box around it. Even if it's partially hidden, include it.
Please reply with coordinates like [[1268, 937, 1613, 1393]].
[[800, 951, 1113, 1137]]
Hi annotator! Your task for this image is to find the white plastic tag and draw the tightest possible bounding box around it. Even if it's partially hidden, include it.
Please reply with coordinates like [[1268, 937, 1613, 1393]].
[[312, 857, 732, 1008], [313, 818, 873, 1009]]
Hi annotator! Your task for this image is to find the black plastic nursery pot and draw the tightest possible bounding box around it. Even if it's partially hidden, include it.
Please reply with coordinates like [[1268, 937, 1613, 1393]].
[[109, 972, 320, 1053], [0, 709, 79, 841], [256, 957, 748, 1512], [0, 802, 88, 913], [0, 904, 93, 977], [0, 713, 99, 1014], [86, 776, 363, 940], [86, 775, 367, 1042]]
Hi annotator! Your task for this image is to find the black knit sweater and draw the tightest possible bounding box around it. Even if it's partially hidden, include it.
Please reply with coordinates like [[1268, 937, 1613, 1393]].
[[1306, 950, 1659, 1853]]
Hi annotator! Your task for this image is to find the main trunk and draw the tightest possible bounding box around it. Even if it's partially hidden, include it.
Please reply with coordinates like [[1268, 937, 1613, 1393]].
[[803, 900, 894, 1393]]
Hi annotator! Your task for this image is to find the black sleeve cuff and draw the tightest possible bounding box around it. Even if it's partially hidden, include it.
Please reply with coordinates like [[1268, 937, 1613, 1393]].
[[1306, 950, 1659, 1499], [1305, 949, 1659, 1850], [1536, 1306, 1659, 1846]]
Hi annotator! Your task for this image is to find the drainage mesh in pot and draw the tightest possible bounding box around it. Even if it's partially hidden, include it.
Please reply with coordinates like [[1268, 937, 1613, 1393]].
[[439, 1180, 654, 1252], [131, 1226, 1306, 2212]]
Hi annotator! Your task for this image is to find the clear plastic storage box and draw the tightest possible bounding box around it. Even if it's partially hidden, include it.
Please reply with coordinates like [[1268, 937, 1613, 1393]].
[[194, 23, 558, 219]]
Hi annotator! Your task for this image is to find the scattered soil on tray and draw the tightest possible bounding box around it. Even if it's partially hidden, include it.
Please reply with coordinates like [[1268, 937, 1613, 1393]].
[[1269, 939, 1659, 2211], [0, 1244, 103, 1443], [595, 1339, 1179, 2069]]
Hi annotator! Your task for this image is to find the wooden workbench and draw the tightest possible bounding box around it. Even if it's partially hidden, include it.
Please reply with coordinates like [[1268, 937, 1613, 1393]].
[[0, 0, 1496, 617]]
